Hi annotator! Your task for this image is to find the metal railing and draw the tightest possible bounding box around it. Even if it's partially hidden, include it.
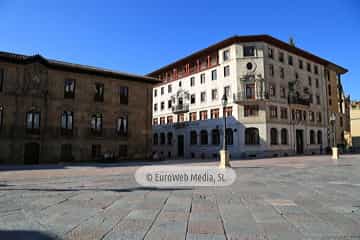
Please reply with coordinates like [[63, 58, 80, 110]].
[[233, 91, 268, 102], [172, 104, 189, 113]]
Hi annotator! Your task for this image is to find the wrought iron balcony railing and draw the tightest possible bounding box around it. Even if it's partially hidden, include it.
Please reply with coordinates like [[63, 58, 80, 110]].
[[233, 91, 268, 103], [288, 96, 311, 106], [172, 104, 189, 113]]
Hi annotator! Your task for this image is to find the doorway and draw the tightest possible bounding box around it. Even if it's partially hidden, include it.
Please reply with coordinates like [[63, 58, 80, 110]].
[[24, 142, 40, 164], [296, 130, 304, 154], [177, 135, 184, 157]]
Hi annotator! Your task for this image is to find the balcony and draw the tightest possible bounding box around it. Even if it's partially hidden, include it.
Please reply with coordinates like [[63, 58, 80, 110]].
[[233, 91, 268, 103], [288, 95, 311, 106], [172, 104, 189, 113]]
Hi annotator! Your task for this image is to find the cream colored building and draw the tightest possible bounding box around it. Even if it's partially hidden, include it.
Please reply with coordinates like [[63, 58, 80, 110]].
[[351, 101, 360, 150], [149, 35, 348, 159]]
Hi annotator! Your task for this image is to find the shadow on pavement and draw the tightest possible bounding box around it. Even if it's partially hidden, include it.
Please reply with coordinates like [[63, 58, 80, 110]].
[[0, 230, 58, 240]]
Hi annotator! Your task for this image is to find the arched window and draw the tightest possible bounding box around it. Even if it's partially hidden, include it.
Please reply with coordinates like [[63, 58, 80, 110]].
[[153, 133, 158, 145], [190, 131, 197, 145], [226, 128, 234, 145], [270, 128, 278, 145], [310, 130, 315, 144], [167, 132, 173, 145], [90, 113, 102, 132], [200, 130, 208, 145], [317, 130, 322, 145], [212, 129, 220, 145], [245, 128, 259, 145], [160, 132, 165, 145], [281, 128, 288, 145]]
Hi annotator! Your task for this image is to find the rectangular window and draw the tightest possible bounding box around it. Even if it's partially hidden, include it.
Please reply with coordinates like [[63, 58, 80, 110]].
[[200, 110, 208, 120], [224, 86, 230, 98], [307, 62, 312, 72], [211, 70, 217, 80], [211, 89, 218, 101], [245, 84, 255, 99], [308, 76, 312, 86], [268, 47, 273, 59], [120, 86, 128, 105], [153, 118, 158, 125], [189, 112, 197, 121], [280, 87, 286, 98], [26, 111, 41, 134], [200, 92, 206, 103], [288, 55, 293, 65], [223, 49, 230, 61], [244, 105, 259, 117], [61, 111, 73, 135], [117, 116, 128, 136], [64, 79, 75, 98], [154, 89, 157, 97], [90, 113, 103, 133], [269, 64, 274, 76], [160, 101, 165, 110], [315, 78, 319, 88], [168, 100, 172, 109], [280, 107, 288, 119], [210, 109, 220, 119], [314, 65, 319, 74], [154, 103, 158, 112], [0, 69, 4, 92], [299, 59, 303, 69], [168, 84, 172, 93], [190, 77, 195, 86], [167, 116, 173, 124], [309, 111, 315, 122], [94, 83, 104, 102], [269, 84, 276, 97], [224, 65, 230, 77], [243, 46, 255, 57], [190, 94, 196, 104], [161, 87, 164, 95], [278, 51, 284, 62], [269, 106, 278, 118], [280, 67, 285, 79], [224, 106, 232, 117], [317, 112, 322, 123], [200, 73, 205, 84], [316, 95, 320, 104], [177, 113, 184, 122], [160, 117, 165, 125]]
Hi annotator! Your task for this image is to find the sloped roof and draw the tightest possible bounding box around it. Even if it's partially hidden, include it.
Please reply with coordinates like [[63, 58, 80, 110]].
[[148, 34, 347, 76], [0, 51, 160, 84]]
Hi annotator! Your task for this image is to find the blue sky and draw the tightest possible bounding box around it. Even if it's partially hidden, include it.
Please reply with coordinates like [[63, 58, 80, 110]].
[[1, 0, 359, 99]]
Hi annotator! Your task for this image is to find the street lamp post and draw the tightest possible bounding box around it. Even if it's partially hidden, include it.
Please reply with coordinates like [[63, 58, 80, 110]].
[[219, 93, 231, 168], [329, 112, 339, 159]]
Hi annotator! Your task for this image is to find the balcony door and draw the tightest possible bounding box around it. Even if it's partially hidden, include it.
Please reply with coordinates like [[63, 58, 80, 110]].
[[245, 84, 255, 99]]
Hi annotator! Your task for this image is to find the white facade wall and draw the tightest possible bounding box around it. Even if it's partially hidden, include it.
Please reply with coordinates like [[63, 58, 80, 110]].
[[152, 41, 329, 159]]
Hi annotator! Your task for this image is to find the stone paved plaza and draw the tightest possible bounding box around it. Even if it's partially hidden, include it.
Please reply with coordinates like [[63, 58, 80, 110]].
[[1, 154, 360, 240]]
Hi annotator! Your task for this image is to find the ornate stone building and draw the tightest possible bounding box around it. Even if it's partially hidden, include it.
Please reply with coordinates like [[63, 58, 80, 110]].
[[0, 52, 158, 164], [149, 35, 348, 159]]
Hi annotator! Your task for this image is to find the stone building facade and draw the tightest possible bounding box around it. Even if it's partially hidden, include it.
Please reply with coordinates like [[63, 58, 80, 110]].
[[149, 35, 348, 159], [0, 52, 158, 164]]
